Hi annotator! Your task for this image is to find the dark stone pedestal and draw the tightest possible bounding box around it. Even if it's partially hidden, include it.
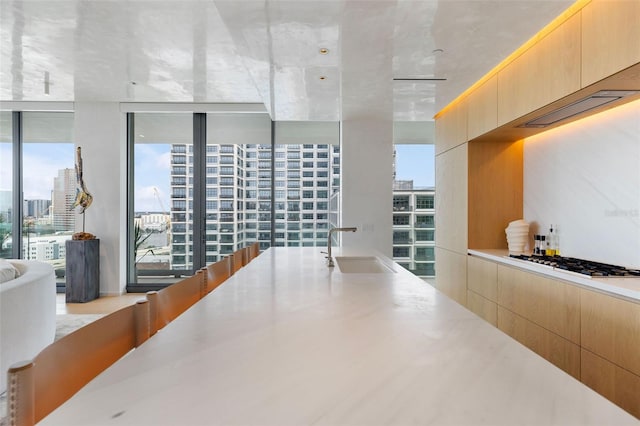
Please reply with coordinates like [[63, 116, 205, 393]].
[[65, 239, 100, 303]]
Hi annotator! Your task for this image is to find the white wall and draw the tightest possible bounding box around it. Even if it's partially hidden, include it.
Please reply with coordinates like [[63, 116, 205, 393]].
[[74, 102, 125, 295], [524, 99, 640, 268]]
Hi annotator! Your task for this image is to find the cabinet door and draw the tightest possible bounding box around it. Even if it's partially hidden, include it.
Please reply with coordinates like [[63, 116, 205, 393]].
[[498, 307, 580, 379], [466, 75, 498, 140], [582, 0, 640, 87], [435, 101, 467, 155], [497, 265, 580, 344], [581, 289, 640, 377], [581, 349, 640, 419], [435, 143, 467, 253], [467, 256, 497, 301], [497, 13, 581, 126], [434, 248, 467, 306], [467, 290, 497, 326]]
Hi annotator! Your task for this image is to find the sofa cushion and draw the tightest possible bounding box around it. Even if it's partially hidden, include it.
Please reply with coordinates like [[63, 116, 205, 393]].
[[0, 259, 18, 283], [9, 260, 26, 277]]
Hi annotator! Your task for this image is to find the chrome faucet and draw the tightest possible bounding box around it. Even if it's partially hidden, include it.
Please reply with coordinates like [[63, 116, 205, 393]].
[[326, 227, 357, 267]]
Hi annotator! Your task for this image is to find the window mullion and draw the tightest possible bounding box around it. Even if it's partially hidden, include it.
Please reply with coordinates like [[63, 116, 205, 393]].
[[12, 111, 23, 259], [192, 113, 206, 271]]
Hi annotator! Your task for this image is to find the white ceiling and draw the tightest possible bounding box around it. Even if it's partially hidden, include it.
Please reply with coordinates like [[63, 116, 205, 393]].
[[0, 0, 574, 121]]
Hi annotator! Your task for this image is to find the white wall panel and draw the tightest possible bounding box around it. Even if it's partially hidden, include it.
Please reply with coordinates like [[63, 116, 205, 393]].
[[524, 100, 640, 268]]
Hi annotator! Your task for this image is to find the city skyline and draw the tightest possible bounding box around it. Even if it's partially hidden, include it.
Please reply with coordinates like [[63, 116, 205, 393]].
[[1, 142, 435, 212]]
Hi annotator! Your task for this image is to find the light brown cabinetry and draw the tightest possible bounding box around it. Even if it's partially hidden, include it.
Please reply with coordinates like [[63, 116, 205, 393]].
[[466, 75, 497, 140], [434, 248, 467, 306], [581, 349, 640, 419], [468, 140, 523, 250], [434, 143, 467, 254], [581, 0, 640, 87], [435, 101, 467, 155], [467, 257, 640, 417], [581, 289, 640, 377], [495, 263, 581, 378], [497, 13, 582, 126], [497, 265, 580, 344], [498, 306, 580, 379], [467, 256, 498, 325]]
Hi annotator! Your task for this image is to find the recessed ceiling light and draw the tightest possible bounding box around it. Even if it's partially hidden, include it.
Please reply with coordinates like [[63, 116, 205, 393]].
[[319, 48, 329, 55], [432, 48, 444, 54]]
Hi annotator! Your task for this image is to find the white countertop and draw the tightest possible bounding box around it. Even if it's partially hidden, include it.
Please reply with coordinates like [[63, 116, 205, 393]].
[[468, 249, 640, 303], [42, 248, 638, 425]]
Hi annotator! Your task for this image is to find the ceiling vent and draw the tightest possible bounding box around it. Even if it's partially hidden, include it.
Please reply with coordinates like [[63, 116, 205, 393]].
[[519, 90, 640, 128]]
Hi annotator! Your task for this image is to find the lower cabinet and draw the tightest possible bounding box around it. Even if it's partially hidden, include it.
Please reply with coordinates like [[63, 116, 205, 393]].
[[466, 290, 497, 326], [465, 255, 640, 418], [497, 264, 580, 344], [467, 256, 498, 325], [581, 349, 640, 419], [497, 306, 580, 379]]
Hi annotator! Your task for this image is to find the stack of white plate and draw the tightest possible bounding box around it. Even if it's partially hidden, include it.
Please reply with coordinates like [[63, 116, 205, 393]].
[[505, 219, 530, 254]]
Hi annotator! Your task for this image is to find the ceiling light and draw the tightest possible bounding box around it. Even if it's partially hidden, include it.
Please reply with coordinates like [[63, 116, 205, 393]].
[[319, 48, 329, 55], [519, 90, 640, 128], [432, 49, 444, 54]]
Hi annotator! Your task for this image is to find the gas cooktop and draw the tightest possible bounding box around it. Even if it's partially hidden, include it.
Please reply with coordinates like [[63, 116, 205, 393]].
[[509, 255, 640, 278]]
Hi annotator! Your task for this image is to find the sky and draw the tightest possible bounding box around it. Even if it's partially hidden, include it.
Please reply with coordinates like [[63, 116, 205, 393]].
[[2, 142, 435, 212], [0, 143, 75, 199], [394, 144, 435, 188]]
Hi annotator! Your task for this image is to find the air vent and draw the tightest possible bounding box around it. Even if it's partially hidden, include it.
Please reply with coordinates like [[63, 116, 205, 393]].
[[519, 90, 640, 128]]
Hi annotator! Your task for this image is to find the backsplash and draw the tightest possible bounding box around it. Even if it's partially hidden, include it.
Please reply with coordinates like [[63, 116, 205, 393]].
[[523, 99, 640, 269]]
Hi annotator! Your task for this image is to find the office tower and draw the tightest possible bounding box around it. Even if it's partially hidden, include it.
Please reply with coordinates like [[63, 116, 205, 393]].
[[52, 168, 76, 232], [169, 143, 339, 270], [392, 183, 436, 277], [24, 199, 51, 219]]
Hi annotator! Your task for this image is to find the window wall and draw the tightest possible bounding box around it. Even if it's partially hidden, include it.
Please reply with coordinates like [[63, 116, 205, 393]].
[[0, 111, 75, 285], [132, 113, 191, 285], [0, 112, 13, 258], [392, 144, 435, 278], [129, 113, 340, 289]]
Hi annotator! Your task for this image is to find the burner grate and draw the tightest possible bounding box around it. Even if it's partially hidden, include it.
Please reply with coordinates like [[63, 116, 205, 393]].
[[509, 255, 640, 277]]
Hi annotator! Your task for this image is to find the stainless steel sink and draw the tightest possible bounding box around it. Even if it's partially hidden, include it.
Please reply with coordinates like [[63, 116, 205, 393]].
[[335, 256, 395, 274]]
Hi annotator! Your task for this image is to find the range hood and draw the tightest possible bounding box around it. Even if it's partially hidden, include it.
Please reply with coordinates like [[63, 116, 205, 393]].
[[519, 90, 640, 128]]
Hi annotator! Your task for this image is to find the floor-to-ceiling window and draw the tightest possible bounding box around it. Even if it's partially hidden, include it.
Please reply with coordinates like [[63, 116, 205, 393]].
[[131, 113, 192, 286], [392, 143, 435, 278], [128, 112, 340, 290], [0, 110, 75, 286], [0, 112, 13, 259]]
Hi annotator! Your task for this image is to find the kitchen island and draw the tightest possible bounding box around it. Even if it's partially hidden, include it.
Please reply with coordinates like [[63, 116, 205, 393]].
[[41, 248, 638, 425]]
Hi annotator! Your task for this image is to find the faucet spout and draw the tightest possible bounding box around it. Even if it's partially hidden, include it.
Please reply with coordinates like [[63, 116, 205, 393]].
[[327, 227, 358, 267]]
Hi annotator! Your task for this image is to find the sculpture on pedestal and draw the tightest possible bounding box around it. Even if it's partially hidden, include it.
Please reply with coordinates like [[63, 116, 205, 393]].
[[71, 147, 95, 240]]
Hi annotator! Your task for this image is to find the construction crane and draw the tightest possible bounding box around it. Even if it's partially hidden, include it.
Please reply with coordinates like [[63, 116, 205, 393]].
[[153, 187, 168, 215], [153, 187, 171, 232]]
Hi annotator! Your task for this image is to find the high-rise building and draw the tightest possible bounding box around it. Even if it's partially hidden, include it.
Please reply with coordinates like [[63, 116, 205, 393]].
[[24, 199, 51, 219], [392, 185, 435, 278], [168, 143, 340, 270], [52, 168, 76, 232]]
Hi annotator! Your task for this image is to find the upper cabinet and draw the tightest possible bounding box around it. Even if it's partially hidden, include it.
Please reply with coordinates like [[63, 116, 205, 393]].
[[581, 0, 640, 87], [466, 76, 498, 140], [497, 13, 582, 127], [435, 100, 467, 155]]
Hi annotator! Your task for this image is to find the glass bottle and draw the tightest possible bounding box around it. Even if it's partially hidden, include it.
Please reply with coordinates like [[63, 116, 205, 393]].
[[546, 225, 555, 256]]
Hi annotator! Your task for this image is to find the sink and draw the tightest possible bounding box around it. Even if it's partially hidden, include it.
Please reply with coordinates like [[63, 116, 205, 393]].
[[335, 256, 395, 274]]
